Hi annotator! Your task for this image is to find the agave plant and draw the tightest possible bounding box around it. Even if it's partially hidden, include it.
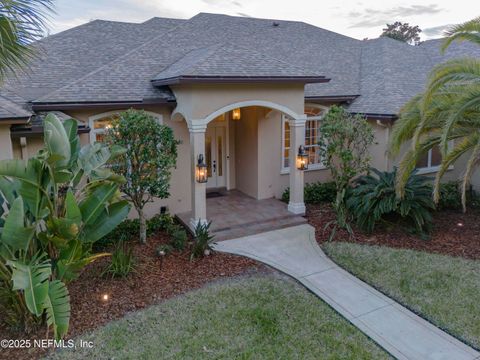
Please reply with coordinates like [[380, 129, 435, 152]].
[[391, 17, 480, 211], [0, 113, 130, 338], [347, 168, 435, 234]]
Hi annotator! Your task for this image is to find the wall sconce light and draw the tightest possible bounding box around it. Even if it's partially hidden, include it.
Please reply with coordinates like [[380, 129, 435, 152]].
[[196, 154, 208, 183], [232, 108, 241, 121], [297, 145, 309, 170]]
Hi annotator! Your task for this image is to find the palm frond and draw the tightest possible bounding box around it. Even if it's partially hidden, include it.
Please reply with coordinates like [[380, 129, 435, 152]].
[[0, 0, 54, 79], [442, 17, 480, 51]]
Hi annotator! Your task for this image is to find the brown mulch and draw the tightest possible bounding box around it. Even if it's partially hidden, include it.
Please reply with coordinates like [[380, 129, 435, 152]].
[[0, 231, 264, 360], [306, 203, 480, 260]]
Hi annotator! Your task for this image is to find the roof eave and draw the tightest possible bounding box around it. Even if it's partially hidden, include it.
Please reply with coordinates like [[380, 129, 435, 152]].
[[11, 126, 90, 138], [0, 116, 31, 124], [31, 98, 175, 111], [151, 75, 330, 86]]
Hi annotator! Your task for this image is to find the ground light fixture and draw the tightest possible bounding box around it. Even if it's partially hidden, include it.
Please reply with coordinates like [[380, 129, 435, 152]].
[[196, 154, 208, 183], [297, 145, 309, 170], [232, 108, 241, 120]]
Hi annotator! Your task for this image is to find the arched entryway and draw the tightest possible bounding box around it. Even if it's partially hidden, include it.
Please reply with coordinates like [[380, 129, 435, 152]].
[[170, 84, 308, 230]]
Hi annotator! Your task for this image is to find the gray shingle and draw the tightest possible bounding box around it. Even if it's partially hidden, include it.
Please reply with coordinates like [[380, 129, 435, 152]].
[[152, 42, 325, 82], [1, 12, 479, 116], [0, 95, 31, 119]]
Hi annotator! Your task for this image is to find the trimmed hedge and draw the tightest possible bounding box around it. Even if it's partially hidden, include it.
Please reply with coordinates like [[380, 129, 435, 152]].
[[281, 181, 336, 204]]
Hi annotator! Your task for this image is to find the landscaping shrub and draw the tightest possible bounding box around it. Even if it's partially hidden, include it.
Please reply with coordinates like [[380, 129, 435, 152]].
[[102, 242, 136, 278], [282, 181, 336, 204], [148, 213, 174, 235], [347, 168, 435, 235], [435, 181, 480, 211], [105, 110, 179, 243], [167, 224, 188, 251], [318, 106, 375, 233], [191, 221, 215, 260], [436, 181, 462, 211], [0, 114, 129, 338], [94, 219, 140, 250]]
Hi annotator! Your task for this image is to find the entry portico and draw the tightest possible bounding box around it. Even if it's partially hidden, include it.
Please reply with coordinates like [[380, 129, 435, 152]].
[[170, 82, 322, 230]]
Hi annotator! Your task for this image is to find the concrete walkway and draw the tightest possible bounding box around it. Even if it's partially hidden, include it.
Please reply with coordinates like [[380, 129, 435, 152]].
[[213, 224, 480, 360]]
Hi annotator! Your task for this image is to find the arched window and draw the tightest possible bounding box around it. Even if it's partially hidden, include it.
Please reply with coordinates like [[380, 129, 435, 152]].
[[88, 110, 163, 143], [281, 104, 328, 172]]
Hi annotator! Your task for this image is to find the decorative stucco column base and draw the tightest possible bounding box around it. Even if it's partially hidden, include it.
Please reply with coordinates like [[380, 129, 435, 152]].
[[288, 116, 307, 215], [287, 202, 306, 214], [189, 120, 208, 230]]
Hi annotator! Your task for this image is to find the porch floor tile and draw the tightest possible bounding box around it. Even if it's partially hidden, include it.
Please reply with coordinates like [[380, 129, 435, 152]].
[[176, 190, 306, 240]]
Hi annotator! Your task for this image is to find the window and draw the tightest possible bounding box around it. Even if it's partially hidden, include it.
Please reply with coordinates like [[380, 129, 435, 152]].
[[416, 143, 453, 174], [89, 111, 163, 143], [281, 105, 327, 172]]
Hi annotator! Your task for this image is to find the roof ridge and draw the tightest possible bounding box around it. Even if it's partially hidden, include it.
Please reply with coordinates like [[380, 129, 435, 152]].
[[196, 12, 360, 43], [35, 17, 190, 102]]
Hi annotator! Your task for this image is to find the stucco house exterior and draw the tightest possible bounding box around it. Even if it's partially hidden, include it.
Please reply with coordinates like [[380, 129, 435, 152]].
[[0, 13, 479, 229]]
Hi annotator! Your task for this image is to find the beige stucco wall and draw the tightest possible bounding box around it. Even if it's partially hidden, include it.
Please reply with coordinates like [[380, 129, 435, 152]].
[[0, 125, 13, 160], [65, 106, 192, 219], [4, 99, 479, 219], [171, 83, 306, 122], [234, 107, 259, 198]]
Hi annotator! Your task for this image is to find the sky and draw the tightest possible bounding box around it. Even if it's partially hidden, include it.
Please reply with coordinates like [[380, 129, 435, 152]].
[[48, 0, 479, 40]]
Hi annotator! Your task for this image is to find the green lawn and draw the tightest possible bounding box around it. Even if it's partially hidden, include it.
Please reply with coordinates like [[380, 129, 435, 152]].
[[323, 242, 480, 349], [49, 275, 389, 360]]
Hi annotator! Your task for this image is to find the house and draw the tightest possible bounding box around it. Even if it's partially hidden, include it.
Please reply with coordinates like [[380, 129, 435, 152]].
[[0, 13, 479, 230]]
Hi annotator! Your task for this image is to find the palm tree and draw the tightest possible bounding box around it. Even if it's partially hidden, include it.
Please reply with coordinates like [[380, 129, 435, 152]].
[[391, 17, 480, 211], [0, 0, 54, 79]]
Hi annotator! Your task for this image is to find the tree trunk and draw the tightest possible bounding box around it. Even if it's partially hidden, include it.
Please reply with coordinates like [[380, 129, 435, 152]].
[[138, 208, 147, 244]]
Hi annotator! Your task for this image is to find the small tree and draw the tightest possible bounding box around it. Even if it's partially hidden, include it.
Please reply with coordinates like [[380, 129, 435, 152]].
[[318, 106, 375, 235], [106, 109, 179, 243], [381, 21, 422, 45]]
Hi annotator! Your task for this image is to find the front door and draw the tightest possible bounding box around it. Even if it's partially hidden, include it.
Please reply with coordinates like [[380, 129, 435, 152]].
[[205, 123, 226, 189]]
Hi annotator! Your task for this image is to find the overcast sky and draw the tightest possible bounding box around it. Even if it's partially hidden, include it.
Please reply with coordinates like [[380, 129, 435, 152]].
[[49, 0, 479, 40]]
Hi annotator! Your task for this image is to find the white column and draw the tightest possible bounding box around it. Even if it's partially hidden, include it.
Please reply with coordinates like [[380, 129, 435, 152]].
[[189, 120, 208, 229], [288, 115, 306, 215]]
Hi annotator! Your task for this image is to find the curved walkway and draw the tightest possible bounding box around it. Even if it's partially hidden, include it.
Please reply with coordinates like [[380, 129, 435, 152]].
[[213, 224, 480, 360]]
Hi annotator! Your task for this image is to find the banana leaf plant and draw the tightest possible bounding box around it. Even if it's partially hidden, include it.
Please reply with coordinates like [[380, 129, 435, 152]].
[[0, 113, 130, 339]]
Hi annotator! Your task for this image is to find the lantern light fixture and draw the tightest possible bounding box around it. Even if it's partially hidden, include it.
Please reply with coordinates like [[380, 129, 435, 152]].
[[297, 145, 309, 170], [196, 154, 208, 183], [232, 108, 241, 121]]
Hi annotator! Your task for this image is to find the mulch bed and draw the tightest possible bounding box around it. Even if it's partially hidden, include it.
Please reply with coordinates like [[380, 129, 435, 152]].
[[0, 231, 264, 360], [306, 203, 480, 260]]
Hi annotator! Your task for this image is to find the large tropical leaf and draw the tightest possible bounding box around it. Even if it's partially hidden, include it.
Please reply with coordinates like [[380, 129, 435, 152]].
[[1, 197, 34, 252], [44, 280, 70, 339], [64, 189, 81, 224], [7, 253, 51, 316], [79, 183, 118, 226], [0, 158, 50, 219], [44, 113, 71, 168], [81, 200, 130, 243]]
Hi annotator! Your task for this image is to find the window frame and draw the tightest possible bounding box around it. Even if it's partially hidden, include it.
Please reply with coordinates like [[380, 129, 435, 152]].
[[280, 104, 328, 174], [88, 110, 163, 143], [416, 141, 454, 175]]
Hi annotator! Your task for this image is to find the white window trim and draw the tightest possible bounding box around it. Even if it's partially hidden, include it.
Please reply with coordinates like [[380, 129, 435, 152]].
[[281, 104, 328, 174], [416, 141, 454, 174], [88, 110, 163, 143]]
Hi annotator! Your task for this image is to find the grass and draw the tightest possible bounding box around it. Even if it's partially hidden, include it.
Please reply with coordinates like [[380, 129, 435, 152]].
[[48, 275, 389, 360], [323, 242, 480, 349]]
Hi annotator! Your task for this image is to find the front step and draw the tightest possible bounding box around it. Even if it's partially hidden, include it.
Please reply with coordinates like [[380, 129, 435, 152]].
[[212, 215, 307, 242]]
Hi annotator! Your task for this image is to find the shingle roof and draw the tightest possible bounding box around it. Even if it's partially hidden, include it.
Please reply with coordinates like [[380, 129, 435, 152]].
[[0, 95, 31, 119], [1, 12, 479, 118], [152, 43, 327, 84], [0, 17, 184, 113]]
